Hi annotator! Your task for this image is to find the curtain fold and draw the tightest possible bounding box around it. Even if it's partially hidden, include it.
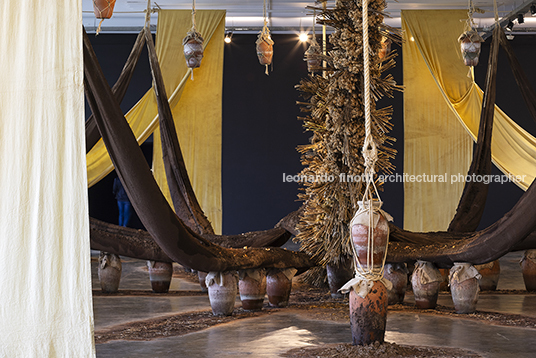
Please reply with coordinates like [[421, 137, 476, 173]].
[[86, 10, 224, 234], [0, 1, 95, 356], [402, 10, 536, 231]]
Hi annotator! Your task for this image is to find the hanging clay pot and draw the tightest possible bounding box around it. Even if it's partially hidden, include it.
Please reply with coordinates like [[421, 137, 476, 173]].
[[198, 271, 208, 293], [256, 36, 274, 66], [206, 271, 238, 316], [238, 269, 266, 311], [304, 40, 322, 73], [475, 260, 500, 291], [383, 262, 408, 305], [458, 30, 484, 66], [350, 201, 391, 273], [93, 0, 116, 19], [147, 261, 173, 293], [378, 37, 391, 60], [349, 280, 388, 345], [520, 250, 536, 291], [183, 31, 204, 69], [449, 262, 481, 314], [438, 268, 450, 292], [266, 268, 297, 307], [98, 252, 122, 293], [326, 256, 354, 299], [411, 260, 442, 309]]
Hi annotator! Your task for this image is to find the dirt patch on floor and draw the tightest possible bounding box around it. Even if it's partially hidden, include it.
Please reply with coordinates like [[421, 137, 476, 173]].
[[282, 342, 483, 358]]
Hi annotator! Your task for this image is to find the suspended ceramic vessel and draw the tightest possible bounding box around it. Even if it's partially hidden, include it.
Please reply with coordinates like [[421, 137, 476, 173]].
[[206, 271, 238, 316], [326, 256, 354, 299], [198, 271, 208, 293], [520, 250, 536, 291], [411, 260, 442, 309], [183, 31, 204, 69], [378, 37, 391, 60], [93, 0, 116, 19], [449, 262, 481, 314], [458, 30, 484, 66], [238, 269, 266, 311], [266, 268, 296, 307], [304, 40, 322, 73], [147, 261, 173, 293], [349, 280, 388, 345], [98, 252, 122, 293], [383, 262, 408, 305], [475, 260, 500, 291]]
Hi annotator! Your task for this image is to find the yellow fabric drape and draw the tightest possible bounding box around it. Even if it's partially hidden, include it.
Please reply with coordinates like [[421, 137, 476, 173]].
[[0, 1, 95, 356], [152, 11, 224, 234], [402, 10, 473, 231], [402, 10, 536, 230], [86, 10, 225, 234]]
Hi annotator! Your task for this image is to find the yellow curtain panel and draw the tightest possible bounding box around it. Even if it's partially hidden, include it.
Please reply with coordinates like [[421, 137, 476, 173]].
[[402, 10, 536, 231], [86, 10, 225, 234], [0, 1, 95, 356]]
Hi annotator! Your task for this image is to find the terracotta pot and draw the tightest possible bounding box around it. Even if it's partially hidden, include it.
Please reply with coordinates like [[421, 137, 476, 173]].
[[350, 201, 389, 273], [98, 252, 122, 293], [93, 0, 116, 19], [438, 268, 450, 292], [326, 256, 354, 299], [183, 38, 204, 69], [206, 271, 238, 316], [305, 42, 322, 72], [349, 280, 388, 345], [238, 269, 266, 311], [256, 39, 274, 66], [383, 263, 408, 305], [521, 250, 536, 291], [411, 261, 442, 309], [378, 37, 391, 60], [449, 262, 480, 314], [458, 31, 483, 67], [266, 269, 295, 307], [198, 271, 208, 293], [475, 260, 500, 291], [147, 261, 173, 293]]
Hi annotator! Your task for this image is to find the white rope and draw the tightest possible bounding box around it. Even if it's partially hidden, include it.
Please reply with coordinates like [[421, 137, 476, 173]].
[[192, 0, 197, 31]]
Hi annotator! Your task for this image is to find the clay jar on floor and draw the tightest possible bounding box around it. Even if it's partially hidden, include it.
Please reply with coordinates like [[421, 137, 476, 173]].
[[206, 271, 238, 316], [449, 262, 481, 314], [147, 261, 173, 293], [326, 256, 354, 299], [349, 280, 388, 345], [198, 271, 208, 293], [411, 260, 442, 309], [238, 269, 266, 311], [98, 252, 122, 293], [521, 250, 536, 291], [475, 260, 500, 291], [383, 263, 408, 305], [266, 268, 296, 307]]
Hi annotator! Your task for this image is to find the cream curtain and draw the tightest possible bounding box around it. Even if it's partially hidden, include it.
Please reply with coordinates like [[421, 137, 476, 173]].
[[86, 10, 225, 234], [402, 10, 536, 231], [0, 1, 95, 356]]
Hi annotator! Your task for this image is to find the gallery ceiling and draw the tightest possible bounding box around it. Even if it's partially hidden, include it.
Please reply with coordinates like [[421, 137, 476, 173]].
[[83, 0, 536, 34]]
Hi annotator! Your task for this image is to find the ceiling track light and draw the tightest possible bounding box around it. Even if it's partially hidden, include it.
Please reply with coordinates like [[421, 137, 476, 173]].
[[506, 20, 514, 31], [531, 4, 536, 16], [224, 31, 233, 44], [517, 13, 524, 24]]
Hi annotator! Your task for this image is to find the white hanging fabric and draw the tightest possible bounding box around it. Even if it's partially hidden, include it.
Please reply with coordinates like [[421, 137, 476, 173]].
[[0, 1, 95, 356]]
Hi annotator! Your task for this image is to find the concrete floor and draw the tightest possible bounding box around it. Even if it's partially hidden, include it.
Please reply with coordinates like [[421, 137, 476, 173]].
[[93, 251, 536, 357]]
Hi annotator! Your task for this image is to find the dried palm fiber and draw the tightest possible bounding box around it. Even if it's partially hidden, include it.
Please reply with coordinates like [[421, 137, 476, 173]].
[[295, 0, 401, 284], [83, 27, 313, 272]]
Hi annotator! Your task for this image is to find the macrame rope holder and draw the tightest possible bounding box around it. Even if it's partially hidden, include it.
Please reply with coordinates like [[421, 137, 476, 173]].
[[258, 0, 273, 75], [348, 0, 389, 284]]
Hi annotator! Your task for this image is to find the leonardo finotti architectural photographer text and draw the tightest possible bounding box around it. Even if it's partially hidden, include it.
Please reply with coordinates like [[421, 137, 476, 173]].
[[282, 172, 526, 185]]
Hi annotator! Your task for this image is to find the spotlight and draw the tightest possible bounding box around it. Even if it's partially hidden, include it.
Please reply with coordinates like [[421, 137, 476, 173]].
[[506, 20, 514, 31], [517, 13, 524, 24], [506, 34, 515, 40], [224, 31, 233, 44], [299, 33, 309, 42], [531, 4, 536, 16]]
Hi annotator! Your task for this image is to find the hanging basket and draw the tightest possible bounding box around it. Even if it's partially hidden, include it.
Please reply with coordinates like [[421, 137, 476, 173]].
[[458, 30, 484, 67], [183, 31, 204, 69], [378, 37, 391, 60], [304, 40, 322, 73], [93, 0, 116, 19], [256, 32, 274, 66]]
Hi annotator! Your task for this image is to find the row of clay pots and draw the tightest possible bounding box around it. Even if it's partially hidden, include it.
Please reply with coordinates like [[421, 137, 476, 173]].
[[438, 260, 500, 292], [204, 268, 297, 316]]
